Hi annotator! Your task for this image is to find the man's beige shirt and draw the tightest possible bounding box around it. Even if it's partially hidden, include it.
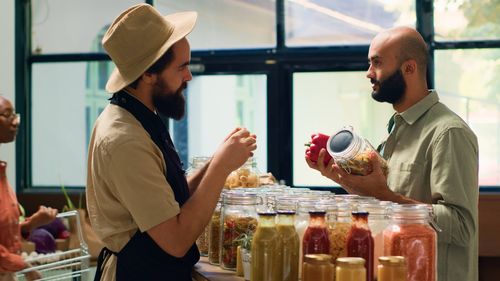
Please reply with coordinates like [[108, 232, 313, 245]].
[[383, 90, 479, 281], [86, 104, 180, 280]]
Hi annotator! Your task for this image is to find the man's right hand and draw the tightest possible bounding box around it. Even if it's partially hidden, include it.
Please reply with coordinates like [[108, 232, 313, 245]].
[[212, 128, 257, 174]]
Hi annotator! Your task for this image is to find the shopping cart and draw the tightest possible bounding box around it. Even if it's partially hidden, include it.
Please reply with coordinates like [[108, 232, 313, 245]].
[[16, 210, 91, 281]]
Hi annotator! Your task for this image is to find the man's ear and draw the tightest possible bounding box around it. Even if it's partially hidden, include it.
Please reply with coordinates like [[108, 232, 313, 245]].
[[141, 72, 157, 85], [402, 59, 417, 75]]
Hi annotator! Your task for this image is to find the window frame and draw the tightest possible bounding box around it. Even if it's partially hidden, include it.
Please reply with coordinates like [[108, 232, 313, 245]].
[[15, 0, 500, 193]]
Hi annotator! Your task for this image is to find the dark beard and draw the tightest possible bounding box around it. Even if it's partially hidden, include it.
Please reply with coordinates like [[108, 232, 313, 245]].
[[371, 69, 406, 104], [152, 81, 187, 120]]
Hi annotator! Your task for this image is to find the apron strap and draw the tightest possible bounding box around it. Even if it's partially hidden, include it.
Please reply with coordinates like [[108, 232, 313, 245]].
[[94, 247, 117, 281]]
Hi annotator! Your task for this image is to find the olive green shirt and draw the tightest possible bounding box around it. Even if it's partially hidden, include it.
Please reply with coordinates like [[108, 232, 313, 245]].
[[382, 90, 478, 281]]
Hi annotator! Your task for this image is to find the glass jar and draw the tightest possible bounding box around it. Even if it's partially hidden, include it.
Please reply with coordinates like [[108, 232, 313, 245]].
[[336, 257, 366, 281], [224, 157, 260, 189], [187, 156, 212, 256], [276, 211, 300, 281], [251, 212, 282, 281], [326, 127, 388, 176], [208, 197, 222, 265], [302, 254, 335, 281], [328, 202, 352, 269], [346, 212, 374, 281], [358, 202, 392, 280], [220, 193, 260, 270], [383, 204, 437, 281], [377, 256, 407, 281], [303, 211, 330, 259]]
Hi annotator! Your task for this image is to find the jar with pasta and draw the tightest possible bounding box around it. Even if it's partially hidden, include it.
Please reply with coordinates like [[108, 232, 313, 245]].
[[326, 127, 388, 176], [224, 157, 260, 189], [383, 204, 437, 281], [187, 156, 212, 256], [328, 202, 352, 272], [220, 193, 260, 270], [208, 196, 223, 265]]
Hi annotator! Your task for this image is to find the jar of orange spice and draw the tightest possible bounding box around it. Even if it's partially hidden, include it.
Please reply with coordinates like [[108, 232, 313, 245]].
[[383, 204, 437, 281]]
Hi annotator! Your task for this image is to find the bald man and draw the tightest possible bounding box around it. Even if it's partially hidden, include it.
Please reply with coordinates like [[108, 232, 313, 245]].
[[307, 27, 478, 281]]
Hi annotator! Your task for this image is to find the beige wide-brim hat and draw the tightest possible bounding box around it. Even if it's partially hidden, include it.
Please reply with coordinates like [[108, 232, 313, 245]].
[[102, 4, 197, 93]]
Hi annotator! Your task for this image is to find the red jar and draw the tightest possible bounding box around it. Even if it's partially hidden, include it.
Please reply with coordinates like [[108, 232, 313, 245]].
[[346, 211, 374, 281]]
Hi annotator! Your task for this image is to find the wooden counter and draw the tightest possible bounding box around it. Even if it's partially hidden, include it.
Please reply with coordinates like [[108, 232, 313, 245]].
[[192, 257, 245, 281]]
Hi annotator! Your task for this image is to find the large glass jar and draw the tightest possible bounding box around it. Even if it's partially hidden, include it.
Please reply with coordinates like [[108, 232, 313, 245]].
[[358, 202, 392, 280], [208, 197, 222, 265], [276, 211, 299, 281], [326, 127, 388, 176], [328, 202, 352, 269], [220, 193, 259, 270], [383, 204, 437, 281], [302, 254, 335, 281], [377, 256, 406, 281], [224, 157, 260, 189], [346, 212, 374, 281], [187, 156, 211, 256], [251, 212, 282, 281], [335, 257, 366, 281]]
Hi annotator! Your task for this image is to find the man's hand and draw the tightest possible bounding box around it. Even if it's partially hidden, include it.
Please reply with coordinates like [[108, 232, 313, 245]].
[[306, 149, 396, 200], [23, 206, 58, 231], [212, 128, 257, 174]]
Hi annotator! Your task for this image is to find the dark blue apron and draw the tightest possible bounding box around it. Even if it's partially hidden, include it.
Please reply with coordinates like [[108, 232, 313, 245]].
[[94, 91, 199, 281]]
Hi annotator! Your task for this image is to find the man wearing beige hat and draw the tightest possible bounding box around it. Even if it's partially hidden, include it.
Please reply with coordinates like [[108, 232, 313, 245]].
[[86, 4, 257, 281]]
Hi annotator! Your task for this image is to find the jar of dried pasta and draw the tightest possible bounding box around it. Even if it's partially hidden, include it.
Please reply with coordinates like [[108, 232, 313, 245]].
[[187, 156, 212, 256], [326, 127, 388, 176], [224, 157, 260, 188], [220, 193, 260, 270]]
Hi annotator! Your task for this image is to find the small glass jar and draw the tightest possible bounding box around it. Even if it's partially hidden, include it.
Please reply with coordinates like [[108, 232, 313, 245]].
[[346, 212, 374, 281], [303, 211, 330, 258], [220, 193, 260, 270], [377, 256, 407, 281], [336, 257, 366, 281], [224, 157, 260, 189], [358, 202, 392, 280], [276, 211, 300, 281], [302, 254, 335, 281], [383, 204, 436, 281], [208, 196, 222, 265], [328, 202, 352, 267], [251, 212, 282, 281], [187, 157, 211, 256], [326, 127, 388, 176]]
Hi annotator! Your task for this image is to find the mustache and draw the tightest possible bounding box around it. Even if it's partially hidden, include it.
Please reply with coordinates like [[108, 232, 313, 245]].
[[370, 78, 380, 85]]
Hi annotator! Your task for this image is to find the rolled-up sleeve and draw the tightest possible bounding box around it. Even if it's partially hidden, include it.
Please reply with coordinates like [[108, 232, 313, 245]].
[[106, 139, 180, 232], [430, 127, 479, 247]]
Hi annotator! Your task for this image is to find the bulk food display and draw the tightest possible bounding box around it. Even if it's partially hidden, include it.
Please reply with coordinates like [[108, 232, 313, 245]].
[[193, 188, 438, 281], [326, 127, 388, 176]]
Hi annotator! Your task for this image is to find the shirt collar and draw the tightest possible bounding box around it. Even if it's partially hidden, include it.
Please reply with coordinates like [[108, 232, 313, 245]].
[[399, 90, 439, 125]]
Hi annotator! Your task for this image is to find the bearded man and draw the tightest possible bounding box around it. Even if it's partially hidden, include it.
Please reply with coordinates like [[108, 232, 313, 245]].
[[86, 4, 257, 281], [307, 27, 478, 281]]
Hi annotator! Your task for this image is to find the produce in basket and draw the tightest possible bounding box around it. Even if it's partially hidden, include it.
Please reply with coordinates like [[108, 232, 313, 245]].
[[29, 228, 56, 254]]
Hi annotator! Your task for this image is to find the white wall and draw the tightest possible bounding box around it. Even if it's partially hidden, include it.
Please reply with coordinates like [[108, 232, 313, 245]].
[[0, 0, 16, 189]]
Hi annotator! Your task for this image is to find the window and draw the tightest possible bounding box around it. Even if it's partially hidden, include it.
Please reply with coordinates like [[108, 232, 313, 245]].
[[17, 1, 500, 191]]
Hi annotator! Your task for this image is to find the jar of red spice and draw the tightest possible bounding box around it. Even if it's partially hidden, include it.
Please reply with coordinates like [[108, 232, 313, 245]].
[[383, 204, 437, 281]]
